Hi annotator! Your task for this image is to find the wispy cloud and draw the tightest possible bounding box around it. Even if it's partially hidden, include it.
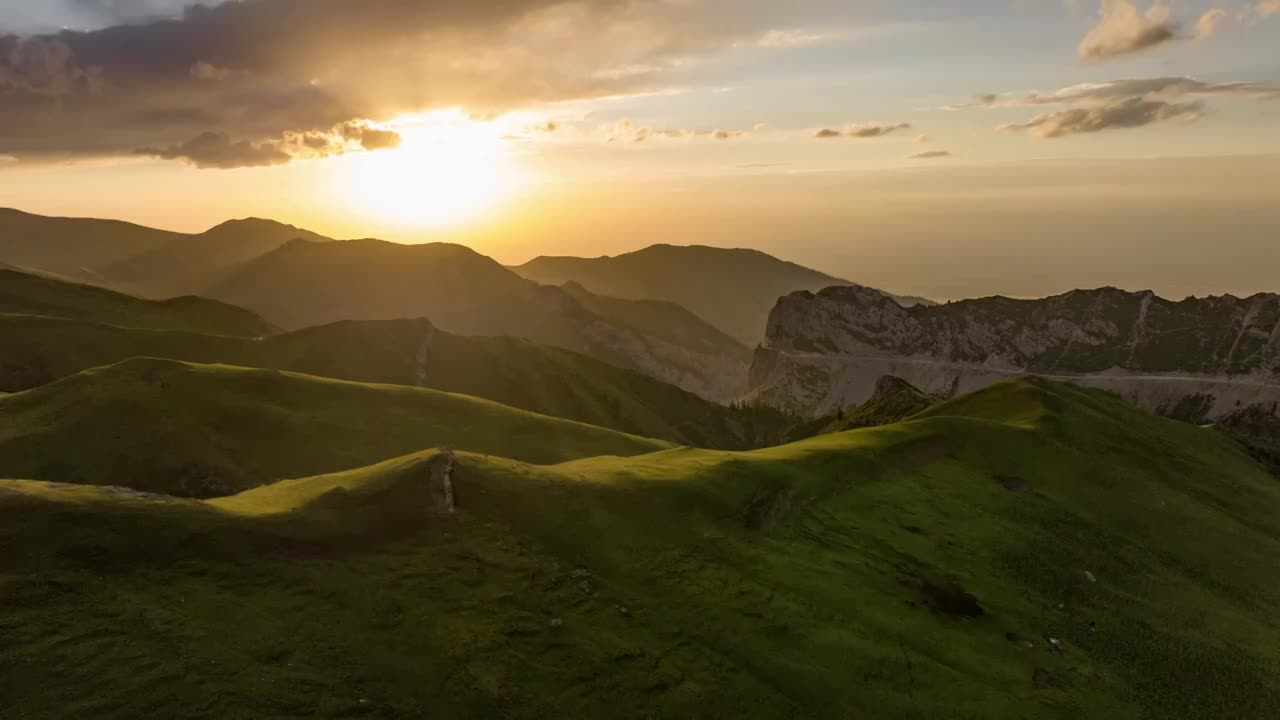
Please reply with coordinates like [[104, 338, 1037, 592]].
[[757, 29, 834, 48], [1027, 77, 1280, 104], [908, 150, 952, 159], [943, 94, 1001, 111], [999, 97, 1204, 138], [1259, 0, 1280, 17], [815, 122, 912, 139]]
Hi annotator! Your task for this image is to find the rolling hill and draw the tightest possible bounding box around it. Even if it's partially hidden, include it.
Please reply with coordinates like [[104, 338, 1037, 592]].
[[97, 218, 335, 297], [0, 208, 334, 297], [0, 314, 788, 448], [0, 358, 670, 497], [0, 268, 275, 337], [206, 238, 752, 401], [513, 243, 933, 344], [3, 379, 1279, 718]]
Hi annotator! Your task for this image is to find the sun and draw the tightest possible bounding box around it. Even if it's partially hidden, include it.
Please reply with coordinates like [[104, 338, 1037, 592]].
[[336, 110, 522, 228]]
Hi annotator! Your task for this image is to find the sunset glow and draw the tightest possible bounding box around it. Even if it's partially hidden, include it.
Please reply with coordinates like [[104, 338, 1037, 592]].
[[335, 111, 526, 228]]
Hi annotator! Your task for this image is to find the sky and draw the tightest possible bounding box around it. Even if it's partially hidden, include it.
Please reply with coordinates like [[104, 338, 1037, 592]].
[[0, 0, 1278, 301]]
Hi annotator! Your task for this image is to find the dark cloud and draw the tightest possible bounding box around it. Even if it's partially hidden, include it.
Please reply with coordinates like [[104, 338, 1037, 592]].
[[137, 131, 291, 168], [815, 122, 911, 139], [136, 119, 400, 167], [998, 97, 1204, 138], [1079, 1, 1178, 61], [908, 150, 951, 159], [0, 0, 744, 167], [356, 127, 402, 151]]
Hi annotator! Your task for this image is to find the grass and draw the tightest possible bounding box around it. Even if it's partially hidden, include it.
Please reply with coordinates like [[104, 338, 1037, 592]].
[[3, 378, 1280, 718], [0, 357, 671, 497], [0, 268, 274, 337], [0, 313, 793, 448]]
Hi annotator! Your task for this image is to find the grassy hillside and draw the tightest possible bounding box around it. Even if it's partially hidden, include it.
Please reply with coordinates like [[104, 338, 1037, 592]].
[[4, 378, 1280, 718], [0, 358, 670, 497], [0, 269, 275, 337], [514, 243, 932, 344], [0, 314, 785, 447], [206, 238, 751, 401]]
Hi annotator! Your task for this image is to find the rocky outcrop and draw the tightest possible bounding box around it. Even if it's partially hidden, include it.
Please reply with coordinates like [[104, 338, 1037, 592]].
[[747, 286, 1280, 427], [424, 450, 455, 513]]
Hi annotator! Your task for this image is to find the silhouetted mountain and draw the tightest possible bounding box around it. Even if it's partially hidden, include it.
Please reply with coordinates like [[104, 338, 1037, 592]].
[[514, 243, 932, 344], [0, 208, 175, 285], [100, 218, 334, 297], [207, 238, 752, 400], [0, 208, 335, 298]]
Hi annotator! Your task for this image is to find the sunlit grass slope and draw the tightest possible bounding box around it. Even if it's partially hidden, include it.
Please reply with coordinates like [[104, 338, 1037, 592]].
[[0, 358, 670, 497], [0, 314, 788, 447], [3, 378, 1279, 718]]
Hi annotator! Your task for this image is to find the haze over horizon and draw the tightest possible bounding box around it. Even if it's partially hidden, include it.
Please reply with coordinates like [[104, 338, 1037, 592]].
[[2, 0, 1278, 301]]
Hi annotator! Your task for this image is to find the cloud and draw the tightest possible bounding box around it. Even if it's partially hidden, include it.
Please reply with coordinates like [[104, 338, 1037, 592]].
[[943, 93, 1000, 110], [188, 61, 233, 81], [602, 119, 752, 144], [0, 0, 770, 167], [1195, 9, 1227, 39], [1079, 1, 1178, 60], [914, 133, 931, 144], [1259, 0, 1280, 17], [757, 29, 833, 48], [137, 131, 291, 169], [136, 120, 400, 168], [908, 150, 951, 159], [998, 97, 1204, 138], [1027, 77, 1280, 104], [351, 126, 402, 151], [815, 122, 912, 139]]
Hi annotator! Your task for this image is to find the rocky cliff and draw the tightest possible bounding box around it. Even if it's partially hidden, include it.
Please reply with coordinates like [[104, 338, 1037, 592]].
[[747, 286, 1280, 426]]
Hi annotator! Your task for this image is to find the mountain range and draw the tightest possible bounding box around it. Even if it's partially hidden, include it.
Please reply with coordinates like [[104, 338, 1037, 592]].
[[513, 243, 933, 345], [3, 206, 1280, 719]]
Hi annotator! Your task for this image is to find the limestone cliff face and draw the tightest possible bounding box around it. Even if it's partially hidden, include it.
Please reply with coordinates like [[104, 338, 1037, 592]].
[[748, 286, 1280, 420]]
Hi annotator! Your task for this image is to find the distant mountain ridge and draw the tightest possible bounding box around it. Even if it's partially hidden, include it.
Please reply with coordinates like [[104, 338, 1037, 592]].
[[0, 208, 337, 298], [747, 285, 1280, 428], [0, 210, 751, 400], [513, 243, 933, 344], [205, 238, 752, 401]]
